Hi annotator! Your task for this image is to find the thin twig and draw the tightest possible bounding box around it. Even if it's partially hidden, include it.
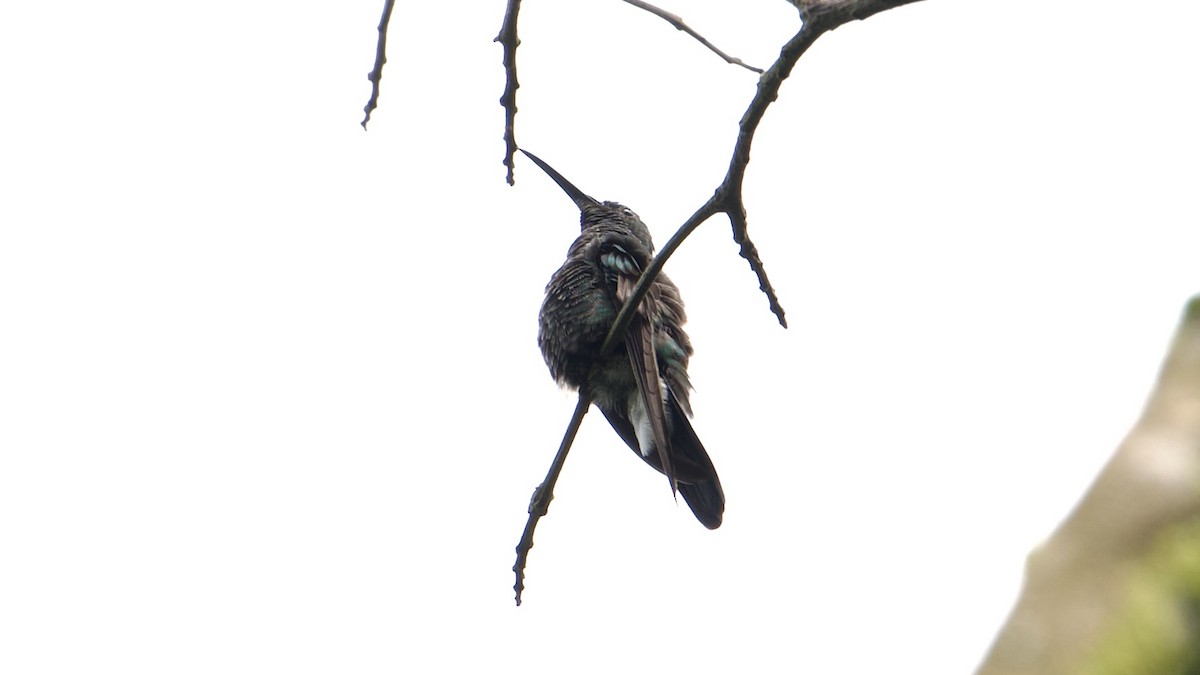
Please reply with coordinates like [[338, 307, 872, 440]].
[[361, 0, 397, 130], [513, 394, 591, 606], [620, 0, 764, 74], [495, 0, 523, 185], [714, 19, 828, 328]]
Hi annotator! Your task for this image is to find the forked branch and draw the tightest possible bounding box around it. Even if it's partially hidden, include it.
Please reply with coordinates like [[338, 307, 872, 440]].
[[611, 0, 927, 331]]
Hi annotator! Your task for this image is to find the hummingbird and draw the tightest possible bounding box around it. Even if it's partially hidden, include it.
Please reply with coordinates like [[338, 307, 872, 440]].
[[523, 149, 724, 529]]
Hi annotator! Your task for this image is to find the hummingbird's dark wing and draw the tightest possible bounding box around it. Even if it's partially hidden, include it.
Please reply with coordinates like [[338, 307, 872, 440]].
[[596, 386, 724, 529], [651, 273, 723, 526], [596, 257, 724, 528], [600, 242, 677, 494]]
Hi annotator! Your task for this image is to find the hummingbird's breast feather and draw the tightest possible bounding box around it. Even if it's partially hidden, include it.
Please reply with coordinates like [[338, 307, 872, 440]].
[[538, 255, 611, 390]]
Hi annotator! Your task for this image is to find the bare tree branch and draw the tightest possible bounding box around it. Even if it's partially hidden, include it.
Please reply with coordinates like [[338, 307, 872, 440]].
[[620, 0, 764, 74], [514, 0, 929, 604], [723, 0, 927, 324], [361, 0, 397, 130], [495, 0, 522, 185], [512, 393, 591, 606], [608, 0, 927, 331]]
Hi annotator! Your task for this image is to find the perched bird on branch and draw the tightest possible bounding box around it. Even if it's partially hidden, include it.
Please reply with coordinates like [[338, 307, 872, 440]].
[[524, 149, 724, 529]]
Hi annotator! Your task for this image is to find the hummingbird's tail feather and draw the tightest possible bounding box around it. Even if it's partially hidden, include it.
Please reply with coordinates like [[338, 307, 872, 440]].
[[595, 390, 724, 529], [679, 480, 723, 530], [667, 392, 724, 529]]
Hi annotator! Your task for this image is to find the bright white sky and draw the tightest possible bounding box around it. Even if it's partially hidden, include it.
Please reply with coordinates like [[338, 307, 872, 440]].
[[2, 1, 1198, 673]]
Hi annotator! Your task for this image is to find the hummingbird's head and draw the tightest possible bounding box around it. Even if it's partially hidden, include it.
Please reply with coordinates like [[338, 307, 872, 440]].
[[519, 150, 657, 250], [589, 200, 655, 251]]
